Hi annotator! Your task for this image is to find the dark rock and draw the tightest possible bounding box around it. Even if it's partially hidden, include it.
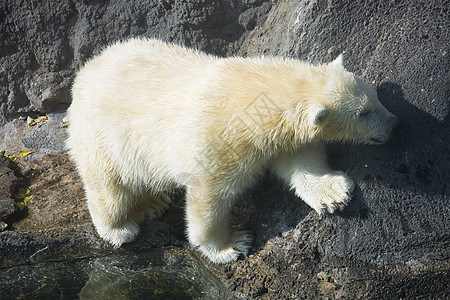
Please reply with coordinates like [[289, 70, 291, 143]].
[[0, 156, 19, 224]]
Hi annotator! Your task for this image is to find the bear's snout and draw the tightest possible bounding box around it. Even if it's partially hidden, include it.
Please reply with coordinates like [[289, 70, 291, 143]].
[[370, 114, 399, 144]]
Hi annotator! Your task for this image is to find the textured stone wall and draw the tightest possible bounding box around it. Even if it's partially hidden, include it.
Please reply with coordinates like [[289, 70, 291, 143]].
[[0, 0, 272, 124]]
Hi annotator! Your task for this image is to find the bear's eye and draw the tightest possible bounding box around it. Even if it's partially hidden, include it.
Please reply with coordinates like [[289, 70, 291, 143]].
[[359, 110, 370, 117]]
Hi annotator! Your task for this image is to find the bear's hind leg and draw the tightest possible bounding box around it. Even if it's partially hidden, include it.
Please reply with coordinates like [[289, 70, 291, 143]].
[[83, 169, 172, 248], [185, 186, 252, 264], [141, 191, 171, 220], [85, 184, 141, 248]]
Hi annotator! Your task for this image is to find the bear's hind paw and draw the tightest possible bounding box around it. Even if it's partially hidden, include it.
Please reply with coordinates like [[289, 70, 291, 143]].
[[231, 229, 253, 256], [199, 230, 253, 264], [96, 221, 140, 248]]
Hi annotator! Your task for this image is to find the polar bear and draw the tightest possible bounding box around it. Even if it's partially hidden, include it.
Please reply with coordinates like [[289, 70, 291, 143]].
[[67, 38, 398, 264]]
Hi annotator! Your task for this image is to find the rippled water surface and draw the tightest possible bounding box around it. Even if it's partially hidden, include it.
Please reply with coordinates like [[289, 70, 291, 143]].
[[1, 248, 231, 299]]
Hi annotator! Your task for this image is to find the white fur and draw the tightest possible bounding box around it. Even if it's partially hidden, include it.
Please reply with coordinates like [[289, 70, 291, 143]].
[[67, 38, 397, 263]]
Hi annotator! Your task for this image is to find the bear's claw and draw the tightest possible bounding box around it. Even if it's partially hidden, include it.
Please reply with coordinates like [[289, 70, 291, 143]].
[[307, 171, 354, 215], [198, 229, 253, 264]]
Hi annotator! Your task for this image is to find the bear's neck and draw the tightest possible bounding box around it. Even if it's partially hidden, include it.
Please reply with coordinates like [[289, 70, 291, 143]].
[[218, 111, 322, 160], [211, 57, 330, 154]]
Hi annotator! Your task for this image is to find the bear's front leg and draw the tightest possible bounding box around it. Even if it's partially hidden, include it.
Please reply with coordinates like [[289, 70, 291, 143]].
[[271, 145, 354, 215], [185, 185, 252, 264]]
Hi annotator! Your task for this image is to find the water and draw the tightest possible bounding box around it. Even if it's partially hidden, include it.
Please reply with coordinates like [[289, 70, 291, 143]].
[[0, 248, 232, 300]]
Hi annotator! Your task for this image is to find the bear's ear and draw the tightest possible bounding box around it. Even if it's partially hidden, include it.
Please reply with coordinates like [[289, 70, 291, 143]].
[[330, 54, 344, 68], [308, 104, 328, 126]]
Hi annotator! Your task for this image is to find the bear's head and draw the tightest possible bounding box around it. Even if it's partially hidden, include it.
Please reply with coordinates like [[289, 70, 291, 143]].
[[307, 55, 398, 145]]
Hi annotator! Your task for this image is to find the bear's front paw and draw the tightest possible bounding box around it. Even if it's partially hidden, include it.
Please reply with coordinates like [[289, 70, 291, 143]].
[[198, 230, 253, 264], [303, 172, 354, 215]]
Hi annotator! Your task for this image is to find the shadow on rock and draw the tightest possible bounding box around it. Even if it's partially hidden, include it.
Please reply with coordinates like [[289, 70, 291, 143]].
[[329, 82, 449, 214], [361, 82, 448, 197], [232, 174, 311, 252]]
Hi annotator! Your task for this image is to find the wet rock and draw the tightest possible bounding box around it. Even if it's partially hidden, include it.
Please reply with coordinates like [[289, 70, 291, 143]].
[[1, 248, 232, 300]]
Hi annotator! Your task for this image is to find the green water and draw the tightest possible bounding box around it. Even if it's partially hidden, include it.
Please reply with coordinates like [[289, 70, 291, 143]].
[[0, 248, 232, 300]]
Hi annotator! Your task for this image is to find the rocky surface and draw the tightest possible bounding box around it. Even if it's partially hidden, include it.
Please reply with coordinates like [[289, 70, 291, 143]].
[[1, 0, 449, 299], [0, 156, 20, 231]]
